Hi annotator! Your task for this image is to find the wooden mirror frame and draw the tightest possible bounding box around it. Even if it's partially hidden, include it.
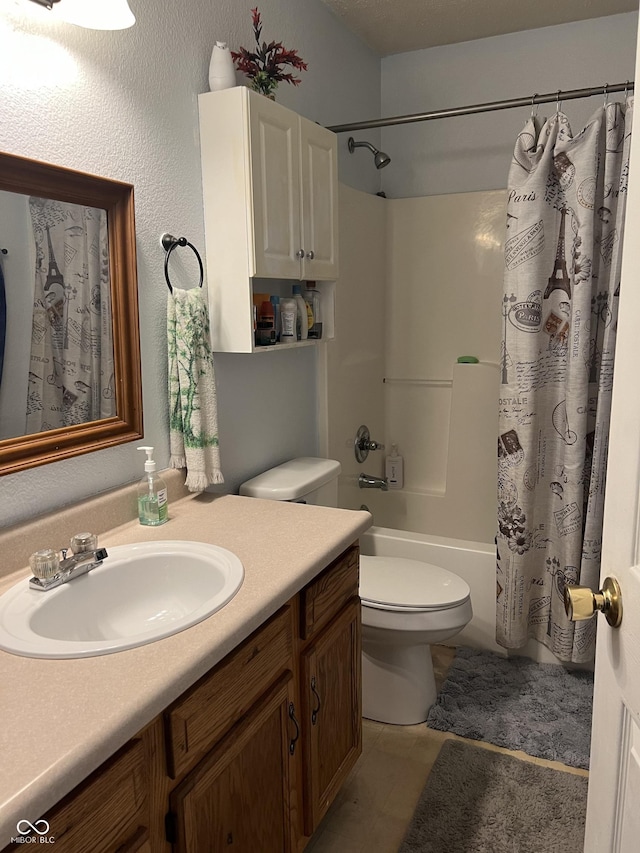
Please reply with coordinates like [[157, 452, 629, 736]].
[[0, 152, 143, 475]]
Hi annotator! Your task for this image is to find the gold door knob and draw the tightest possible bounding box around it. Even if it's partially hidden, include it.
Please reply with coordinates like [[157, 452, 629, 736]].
[[564, 576, 622, 628]]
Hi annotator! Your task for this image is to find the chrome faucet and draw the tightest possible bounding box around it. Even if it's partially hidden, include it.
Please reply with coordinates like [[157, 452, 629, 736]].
[[358, 472, 389, 491], [28, 532, 108, 591]]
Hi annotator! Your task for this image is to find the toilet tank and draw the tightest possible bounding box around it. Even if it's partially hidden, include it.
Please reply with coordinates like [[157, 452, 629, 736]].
[[239, 457, 341, 506]]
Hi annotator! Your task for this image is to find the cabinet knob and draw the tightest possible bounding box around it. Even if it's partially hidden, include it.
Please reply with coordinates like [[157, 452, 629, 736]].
[[306, 250, 315, 260], [296, 249, 305, 260]]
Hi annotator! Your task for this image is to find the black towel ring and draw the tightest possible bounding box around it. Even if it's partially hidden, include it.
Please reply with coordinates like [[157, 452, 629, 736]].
[[161, 233, 204, 294]]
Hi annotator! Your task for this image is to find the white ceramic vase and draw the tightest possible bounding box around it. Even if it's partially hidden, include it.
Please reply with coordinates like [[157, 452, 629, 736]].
[[208, 41, 236, 92]]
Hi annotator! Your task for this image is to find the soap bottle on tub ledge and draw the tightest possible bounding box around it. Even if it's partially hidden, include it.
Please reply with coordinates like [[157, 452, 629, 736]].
[[137, 446, 169, 525], [385, 443, 404, 489]]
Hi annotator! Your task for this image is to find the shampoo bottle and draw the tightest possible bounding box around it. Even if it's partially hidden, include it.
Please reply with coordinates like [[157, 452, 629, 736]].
[[137, 446, 168, 525], [280, 297, 297, 342], [292, 284, 308, 340], [305, 281, 322, 339], [385, 443, 404, 490]]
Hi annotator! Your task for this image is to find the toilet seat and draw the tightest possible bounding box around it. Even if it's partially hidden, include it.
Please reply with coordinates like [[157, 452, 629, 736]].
[[359, 555, 470, 612]]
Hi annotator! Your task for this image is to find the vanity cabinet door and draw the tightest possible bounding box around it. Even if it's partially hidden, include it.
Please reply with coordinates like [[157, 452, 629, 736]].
[[168, 673, 298, 853], [2, 738, 149, 853], [300, 597, 362, 835], [165, 605, 293, 780]]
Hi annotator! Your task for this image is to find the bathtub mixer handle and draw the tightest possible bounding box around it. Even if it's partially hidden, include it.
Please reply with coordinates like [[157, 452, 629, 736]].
[[354, 424, 385, 463]]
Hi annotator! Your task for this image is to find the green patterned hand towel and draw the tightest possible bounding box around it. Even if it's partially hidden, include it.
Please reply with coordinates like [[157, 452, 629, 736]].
[[168, 288, 223, 492]]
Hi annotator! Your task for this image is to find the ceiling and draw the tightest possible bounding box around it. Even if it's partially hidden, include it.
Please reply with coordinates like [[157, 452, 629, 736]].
[[319, 0, 637, 56]]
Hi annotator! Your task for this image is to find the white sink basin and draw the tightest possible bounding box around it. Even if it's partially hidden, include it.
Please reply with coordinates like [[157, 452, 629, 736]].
[[0, 541, 244, 659]]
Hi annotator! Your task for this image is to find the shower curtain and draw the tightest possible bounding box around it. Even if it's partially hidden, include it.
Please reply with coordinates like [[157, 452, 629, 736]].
[[497, 98, 633, 663], [26, 198, 115, 433]]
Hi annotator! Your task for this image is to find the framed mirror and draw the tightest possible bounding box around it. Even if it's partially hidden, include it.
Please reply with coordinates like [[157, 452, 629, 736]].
[[0, 151, 142, 475]]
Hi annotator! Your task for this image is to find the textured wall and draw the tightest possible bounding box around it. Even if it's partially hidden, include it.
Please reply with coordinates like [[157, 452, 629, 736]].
[[380, 13, 638, 198], [0, 0, 380, 528]]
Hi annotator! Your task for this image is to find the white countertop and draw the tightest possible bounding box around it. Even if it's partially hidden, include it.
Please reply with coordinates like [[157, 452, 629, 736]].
[[0, 491, 371, 847]]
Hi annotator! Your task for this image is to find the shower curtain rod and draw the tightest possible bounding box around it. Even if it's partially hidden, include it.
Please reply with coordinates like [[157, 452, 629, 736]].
[[327, 81, 634, 133]]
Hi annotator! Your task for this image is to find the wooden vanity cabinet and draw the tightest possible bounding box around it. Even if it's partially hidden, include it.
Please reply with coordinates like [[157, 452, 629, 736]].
[[298, 546, 362, 838], [3, 737, 150, 853], [2, 545, 361, 853], [168, 673, 298, 853], [162, 603, 299, 852]]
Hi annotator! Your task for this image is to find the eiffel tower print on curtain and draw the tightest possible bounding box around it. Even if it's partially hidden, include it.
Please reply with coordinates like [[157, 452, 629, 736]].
[[544, 206, 571, 299]]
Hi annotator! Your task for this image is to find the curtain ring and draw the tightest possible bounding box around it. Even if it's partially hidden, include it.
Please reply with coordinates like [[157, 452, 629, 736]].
[[530, 93, 539, 119], [603, 83, 609, 107], [555, 90, 562, 114], [624, 80, 630, 101]]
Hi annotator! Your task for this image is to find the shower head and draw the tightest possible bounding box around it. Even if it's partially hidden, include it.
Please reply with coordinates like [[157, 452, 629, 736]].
[[348, 136, 391, 169]]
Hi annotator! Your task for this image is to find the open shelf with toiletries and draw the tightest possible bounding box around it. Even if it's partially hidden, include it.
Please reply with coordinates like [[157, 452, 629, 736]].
[[198, 87, 338, 353], [0, 545, 361, 853]]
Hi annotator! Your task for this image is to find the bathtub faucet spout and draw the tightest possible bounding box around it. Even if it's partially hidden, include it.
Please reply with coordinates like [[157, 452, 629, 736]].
[[358, 472, 389, 491]]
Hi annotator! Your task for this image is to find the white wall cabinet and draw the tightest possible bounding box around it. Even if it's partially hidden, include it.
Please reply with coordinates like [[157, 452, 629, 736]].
[[198, 87, 338, 353]]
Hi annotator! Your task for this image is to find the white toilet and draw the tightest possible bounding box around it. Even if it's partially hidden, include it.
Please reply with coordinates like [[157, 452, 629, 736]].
[[239, 457, 473, 726], [359, 555, 472, 725]]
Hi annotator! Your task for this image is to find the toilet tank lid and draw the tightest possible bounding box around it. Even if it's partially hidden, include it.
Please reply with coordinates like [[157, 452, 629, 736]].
[[239, 457, 341, 501]]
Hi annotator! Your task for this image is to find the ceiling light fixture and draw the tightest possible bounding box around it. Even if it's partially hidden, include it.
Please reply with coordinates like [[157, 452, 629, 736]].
[[26, 0, 135, 30]]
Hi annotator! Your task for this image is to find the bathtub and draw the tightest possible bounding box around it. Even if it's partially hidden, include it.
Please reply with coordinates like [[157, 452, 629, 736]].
[[359, 525, 503, 655]]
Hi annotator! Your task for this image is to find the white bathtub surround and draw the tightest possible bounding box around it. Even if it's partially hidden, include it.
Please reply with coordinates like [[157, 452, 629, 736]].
[[325, 186, 505, 545], [497, 101, 633, 664]]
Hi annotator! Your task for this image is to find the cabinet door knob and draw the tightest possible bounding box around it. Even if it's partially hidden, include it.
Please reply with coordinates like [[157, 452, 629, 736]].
[[296, 249, 305, 259], [306, 250, 315, 260]]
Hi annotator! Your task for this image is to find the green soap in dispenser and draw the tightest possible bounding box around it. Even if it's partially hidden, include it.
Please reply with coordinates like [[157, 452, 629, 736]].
[[137, 446, 168, 526]]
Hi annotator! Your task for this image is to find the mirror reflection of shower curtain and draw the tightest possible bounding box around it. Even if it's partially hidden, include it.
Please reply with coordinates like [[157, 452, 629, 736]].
[[497, 99, 633, 663], [25, 198, 115, 433]]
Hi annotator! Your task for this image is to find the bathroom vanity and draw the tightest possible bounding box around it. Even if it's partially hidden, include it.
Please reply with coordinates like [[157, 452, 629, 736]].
[[0, 485, 370, 851]]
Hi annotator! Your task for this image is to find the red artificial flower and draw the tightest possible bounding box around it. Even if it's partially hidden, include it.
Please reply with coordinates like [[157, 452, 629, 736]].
[[231, 7, 308, 97]]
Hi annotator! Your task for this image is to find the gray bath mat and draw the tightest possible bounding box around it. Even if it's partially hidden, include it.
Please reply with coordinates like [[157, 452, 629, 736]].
[[426, 646, 593, 769], [399, 739, 588, 853]]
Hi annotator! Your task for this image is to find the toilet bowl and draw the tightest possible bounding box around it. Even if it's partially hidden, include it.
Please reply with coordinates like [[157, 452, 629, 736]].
[[239, 457, 473, 727], [360, 555, 472, 725]]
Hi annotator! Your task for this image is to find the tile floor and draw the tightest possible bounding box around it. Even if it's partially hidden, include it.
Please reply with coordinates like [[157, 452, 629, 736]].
[[305, 645, 590, 853]]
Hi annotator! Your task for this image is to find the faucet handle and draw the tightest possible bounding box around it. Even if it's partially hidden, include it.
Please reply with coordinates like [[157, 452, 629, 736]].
[[354, 425, 385, 462], [29, 549, 60, 582], [70, 532, 98, 553]]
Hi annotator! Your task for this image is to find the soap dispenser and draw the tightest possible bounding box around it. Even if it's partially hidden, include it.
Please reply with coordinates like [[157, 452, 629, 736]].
[[137, 446, 168, 525], [385, 443, 404, 490]]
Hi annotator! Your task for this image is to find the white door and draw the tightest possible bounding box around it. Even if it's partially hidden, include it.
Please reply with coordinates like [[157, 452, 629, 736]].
[[583, 23, 640, 851]]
